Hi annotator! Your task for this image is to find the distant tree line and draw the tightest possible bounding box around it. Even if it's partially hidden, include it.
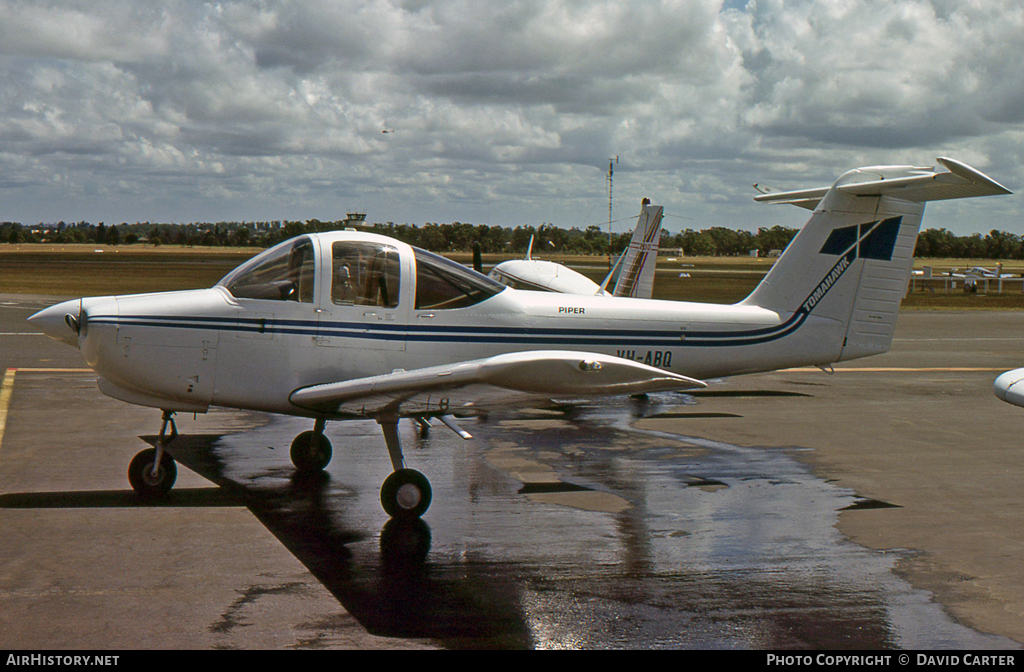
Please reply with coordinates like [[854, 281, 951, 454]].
[[2, 219, 1020, 259], [913, 228, 1024, 259], [0, 218, 799, 257]]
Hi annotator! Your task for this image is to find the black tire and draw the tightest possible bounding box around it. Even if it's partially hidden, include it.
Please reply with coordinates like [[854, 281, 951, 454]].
[[128, 448, 177, 499], [380, 468, 432, 519], [290, 430, 333, 472]]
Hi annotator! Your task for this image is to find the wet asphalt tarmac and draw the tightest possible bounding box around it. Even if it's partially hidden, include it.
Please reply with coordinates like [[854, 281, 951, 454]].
[[0, 295, 1020, 649], [168, 402, 1011, 649]]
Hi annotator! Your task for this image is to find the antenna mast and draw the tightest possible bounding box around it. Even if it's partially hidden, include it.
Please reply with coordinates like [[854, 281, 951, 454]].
[[607, 156, 618, 270]]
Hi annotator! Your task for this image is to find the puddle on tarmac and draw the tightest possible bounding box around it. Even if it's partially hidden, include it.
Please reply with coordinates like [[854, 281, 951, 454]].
[[170, 392, 1018, 649]]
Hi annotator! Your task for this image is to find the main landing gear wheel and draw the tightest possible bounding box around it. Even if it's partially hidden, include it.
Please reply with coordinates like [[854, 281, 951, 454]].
[[128, 448, 177, 499], [380, 468, 432, 519], [290, 430, 333, 472]]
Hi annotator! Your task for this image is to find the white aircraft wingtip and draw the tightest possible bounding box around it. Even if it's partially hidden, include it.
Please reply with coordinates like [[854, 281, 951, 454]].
[[936, 157, 1012, 195], [994, 368, 1024, 407]]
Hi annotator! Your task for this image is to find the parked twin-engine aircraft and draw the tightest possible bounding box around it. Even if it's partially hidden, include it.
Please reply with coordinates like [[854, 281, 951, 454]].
[[488, 199, 664, 298], [29, 158, 1010, 519]]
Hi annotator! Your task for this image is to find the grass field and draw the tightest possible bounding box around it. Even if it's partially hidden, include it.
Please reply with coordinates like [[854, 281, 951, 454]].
[[0, 244, 259, 296], [4, 244, 1024, 309]]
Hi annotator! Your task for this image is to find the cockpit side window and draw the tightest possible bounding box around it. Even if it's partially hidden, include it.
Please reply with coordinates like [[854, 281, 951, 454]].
[[413, 247, 505, 310], [332, 242, 400, 308], [221, 238, 316, 302]]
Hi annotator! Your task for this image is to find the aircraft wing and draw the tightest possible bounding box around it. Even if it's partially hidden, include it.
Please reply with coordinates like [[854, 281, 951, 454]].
[[754, 157, 1012, 210], [289, 350, 705, 418]]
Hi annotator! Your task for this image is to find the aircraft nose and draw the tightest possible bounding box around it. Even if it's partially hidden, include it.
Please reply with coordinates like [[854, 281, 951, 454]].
[[993, 368, 1024, 408], [27, 299, 82, 347]]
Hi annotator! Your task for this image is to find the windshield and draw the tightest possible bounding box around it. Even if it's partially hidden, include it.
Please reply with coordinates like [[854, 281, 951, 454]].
[[218, 238, 316, 302]]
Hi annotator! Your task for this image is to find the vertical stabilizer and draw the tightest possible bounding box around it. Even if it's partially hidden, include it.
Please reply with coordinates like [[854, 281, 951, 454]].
[[613, 201, 664, 298]]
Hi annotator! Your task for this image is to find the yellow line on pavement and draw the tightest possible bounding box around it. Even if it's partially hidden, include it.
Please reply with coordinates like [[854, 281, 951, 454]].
[[0, 368, 15, 453], [11, 368, 93, 373]]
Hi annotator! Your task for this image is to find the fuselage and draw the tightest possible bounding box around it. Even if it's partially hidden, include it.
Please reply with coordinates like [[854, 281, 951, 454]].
[[32, 231, 846, 417]]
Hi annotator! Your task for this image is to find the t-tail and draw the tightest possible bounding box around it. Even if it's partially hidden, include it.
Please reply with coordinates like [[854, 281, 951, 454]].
[[743, 157, 1011, 362]]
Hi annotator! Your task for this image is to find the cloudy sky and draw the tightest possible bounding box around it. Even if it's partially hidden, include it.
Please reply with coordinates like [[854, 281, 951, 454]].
[[1, 0, 1021, 236]]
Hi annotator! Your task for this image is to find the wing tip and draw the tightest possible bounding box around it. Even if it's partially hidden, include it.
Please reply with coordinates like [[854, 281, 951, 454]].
[[936, 157, 1013, 195]]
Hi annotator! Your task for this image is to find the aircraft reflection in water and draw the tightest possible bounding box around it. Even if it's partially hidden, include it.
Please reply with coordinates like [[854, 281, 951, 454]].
[[29, 158, 1010, 522], [162, 396, 1015, 649]]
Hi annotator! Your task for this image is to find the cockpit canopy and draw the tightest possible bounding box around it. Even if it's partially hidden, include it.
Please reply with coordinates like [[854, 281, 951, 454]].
[[217, 233, 505, 310]]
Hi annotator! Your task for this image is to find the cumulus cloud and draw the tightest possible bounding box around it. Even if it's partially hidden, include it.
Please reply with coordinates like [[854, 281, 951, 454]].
[[0, 0, 1019, 231], [737, 1, 1021, 146]]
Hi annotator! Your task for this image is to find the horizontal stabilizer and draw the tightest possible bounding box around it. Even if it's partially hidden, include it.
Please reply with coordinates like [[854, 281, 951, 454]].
[[290, 350, 705, 418], [754, 157, 1011, 210], [753, 186, 831, 210]]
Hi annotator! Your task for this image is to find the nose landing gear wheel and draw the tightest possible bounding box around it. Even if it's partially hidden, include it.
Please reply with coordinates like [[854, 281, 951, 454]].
[[381, 468, 432, 519], [128, 448, 177, 499]]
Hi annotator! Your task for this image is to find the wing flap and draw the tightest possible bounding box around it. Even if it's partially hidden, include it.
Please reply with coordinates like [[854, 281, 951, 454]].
[[289, 350, 705, 418]]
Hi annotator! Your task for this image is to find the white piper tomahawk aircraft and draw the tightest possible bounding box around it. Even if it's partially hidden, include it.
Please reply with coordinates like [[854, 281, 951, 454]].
[[488, 199, 664, 297], [29, 158, 1010, 519]]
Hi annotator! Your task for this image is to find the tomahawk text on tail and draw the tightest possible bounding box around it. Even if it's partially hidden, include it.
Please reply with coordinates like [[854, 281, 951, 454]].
[[27, 158, 1010, 519]]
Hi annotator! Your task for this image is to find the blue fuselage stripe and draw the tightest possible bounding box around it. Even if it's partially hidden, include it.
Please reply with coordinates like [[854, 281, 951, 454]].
[[87, 309, 805, 348]]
